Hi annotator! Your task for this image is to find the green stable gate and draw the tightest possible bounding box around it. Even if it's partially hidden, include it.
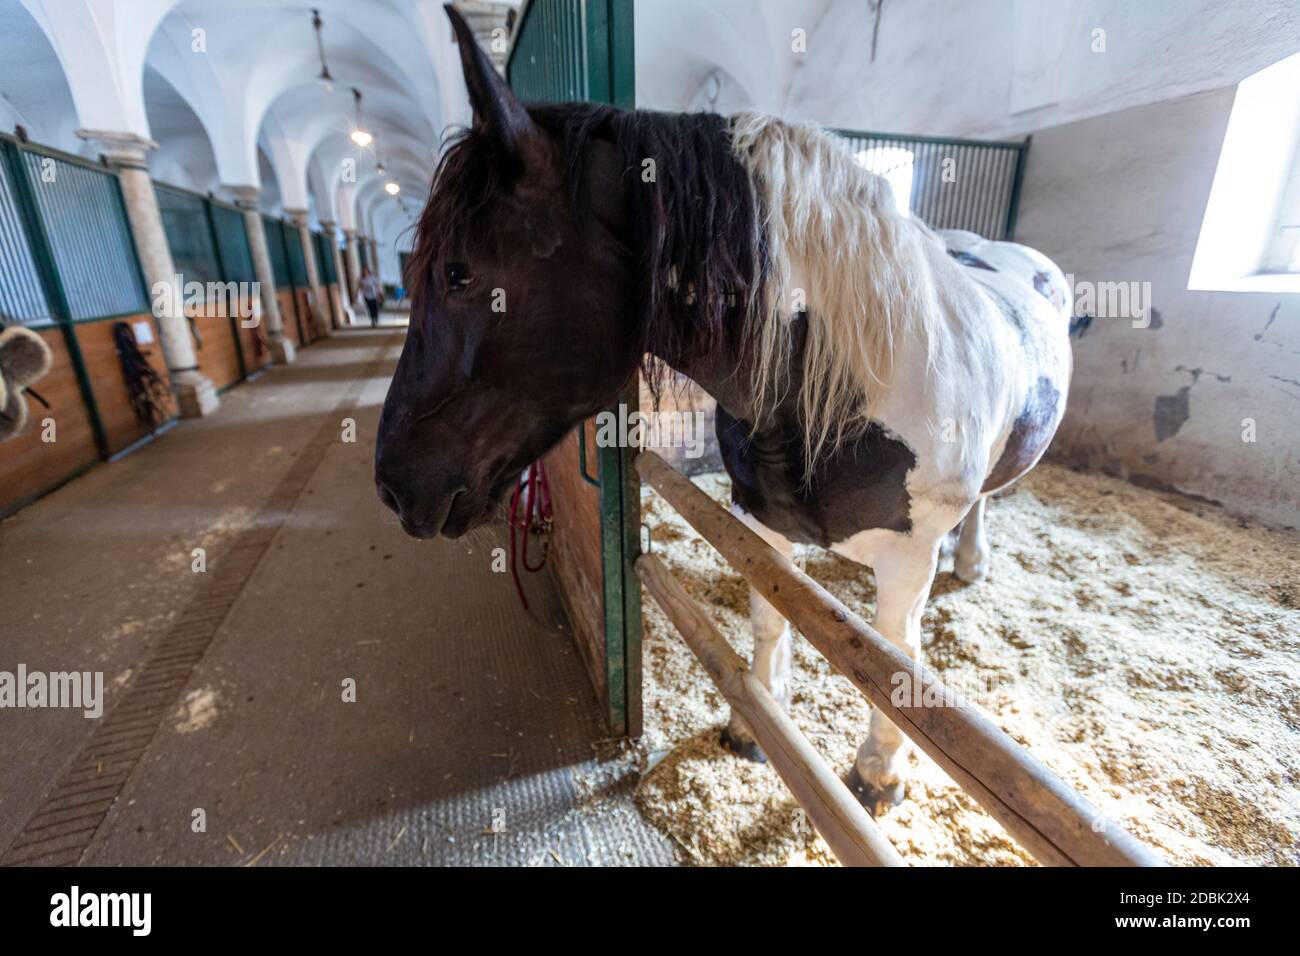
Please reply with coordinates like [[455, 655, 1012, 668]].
[[0, 133, 153, 470], [508, 0, 640, 736]]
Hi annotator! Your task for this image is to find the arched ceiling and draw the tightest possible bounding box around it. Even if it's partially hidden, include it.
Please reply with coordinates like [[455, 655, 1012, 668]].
[[0, 0, 523, 239], [0, 0, 83, 152], [143, 65, 220, 193], [634, 0, 833, 114]]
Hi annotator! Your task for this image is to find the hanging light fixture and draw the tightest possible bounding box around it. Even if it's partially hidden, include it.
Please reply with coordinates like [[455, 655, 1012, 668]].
[[311, 9, 334, 92], [350, 88, 372, 147], [385, 181, 401, 196]]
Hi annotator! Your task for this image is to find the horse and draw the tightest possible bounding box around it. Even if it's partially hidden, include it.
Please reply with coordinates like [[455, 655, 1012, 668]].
[[376, 5, 1072, 814]]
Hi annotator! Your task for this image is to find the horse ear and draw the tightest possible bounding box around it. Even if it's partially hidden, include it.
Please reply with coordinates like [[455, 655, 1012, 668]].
[[445, 4, 534, 157]]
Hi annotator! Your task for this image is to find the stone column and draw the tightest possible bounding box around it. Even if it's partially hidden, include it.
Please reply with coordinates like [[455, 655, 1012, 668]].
[[286, 208, 331, 339], [80, 130, 218, 417], [321, 221, 352, 327], [369, 238, 381, 283], [229, 186, 294, 365], [343, 229, 361, 301]]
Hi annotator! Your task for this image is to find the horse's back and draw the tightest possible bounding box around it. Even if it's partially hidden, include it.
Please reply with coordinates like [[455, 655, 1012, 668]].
[[939, 229, 1071, 320]]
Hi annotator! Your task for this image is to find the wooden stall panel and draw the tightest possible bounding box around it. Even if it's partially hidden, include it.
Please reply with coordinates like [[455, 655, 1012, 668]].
[[189, 299, 243, 392], [0, 327, 99, 513], [306, 289, 319, 342], [274, 293, 297, 348], [329, 284, 344, 329], [291, 290, 307, 344], [238, 314, 271, 372], [75, 315, 175, 456], [277, 289, 301, 346], [543, 419, 607, 706]]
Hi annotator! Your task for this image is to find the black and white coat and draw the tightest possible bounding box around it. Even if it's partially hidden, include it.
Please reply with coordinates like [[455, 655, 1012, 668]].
[[681, 121, 1073, 808]]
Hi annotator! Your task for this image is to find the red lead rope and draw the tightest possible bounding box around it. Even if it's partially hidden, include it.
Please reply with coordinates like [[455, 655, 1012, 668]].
[[507, 460, 553, 610]]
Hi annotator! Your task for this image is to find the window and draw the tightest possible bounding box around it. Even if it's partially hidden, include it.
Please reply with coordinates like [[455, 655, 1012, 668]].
[[1189, 51, 1300, 293]]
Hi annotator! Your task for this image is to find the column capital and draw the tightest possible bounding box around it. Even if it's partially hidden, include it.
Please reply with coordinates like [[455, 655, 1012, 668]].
[[344, 228, 357, 239], [76, 129, 158, 170], [284, 207, 310, 227], [226, 184, 262, 211], [320, 220, 338, 236]]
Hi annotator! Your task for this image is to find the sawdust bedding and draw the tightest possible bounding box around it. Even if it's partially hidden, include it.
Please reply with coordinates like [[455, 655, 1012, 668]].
[[577, 463, 1300, 866]]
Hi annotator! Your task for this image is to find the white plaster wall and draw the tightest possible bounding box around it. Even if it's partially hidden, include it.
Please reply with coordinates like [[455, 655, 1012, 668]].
[[1014, 89, 1300, 527], [374, 205, 415, 286], [635, 0, 833, 114], [786, 0, 1300, 138]]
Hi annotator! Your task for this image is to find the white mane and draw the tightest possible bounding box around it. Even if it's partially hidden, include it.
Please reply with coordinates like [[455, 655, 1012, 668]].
[[729, 113, 981, 472]]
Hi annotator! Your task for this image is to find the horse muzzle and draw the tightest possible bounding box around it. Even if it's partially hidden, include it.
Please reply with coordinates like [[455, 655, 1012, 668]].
[[375, 470, 470, 539]]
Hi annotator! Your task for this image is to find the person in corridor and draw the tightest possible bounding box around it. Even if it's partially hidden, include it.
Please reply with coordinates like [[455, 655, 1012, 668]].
[[358, 267, 383, 327]]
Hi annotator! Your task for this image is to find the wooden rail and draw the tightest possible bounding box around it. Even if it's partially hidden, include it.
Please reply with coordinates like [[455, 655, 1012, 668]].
[[636, 450, 1162, 867], [636, 553, 904, 867]]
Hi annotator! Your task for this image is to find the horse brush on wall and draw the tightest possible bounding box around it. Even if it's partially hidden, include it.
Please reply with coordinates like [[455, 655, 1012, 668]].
[[0, 324, 53, 443]]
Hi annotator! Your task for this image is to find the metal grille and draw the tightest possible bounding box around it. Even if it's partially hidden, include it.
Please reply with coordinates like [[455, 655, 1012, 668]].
[[156, 183, 220, 287], [835, 130, 1027, 240], [0, 146, 50, 325], [210, 202, 256, 285], [283, 224, 308, 288], [508, 0, 589, 102], [314, 231, 337, 284], [20, 151, 147, 320], [263, 216, 290, 288]]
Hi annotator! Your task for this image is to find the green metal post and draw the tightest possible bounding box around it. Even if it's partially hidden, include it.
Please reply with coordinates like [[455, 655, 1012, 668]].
[[1004, 136, 1032, 240], [508, 0, 642, 736], [586, 0, 641, 736]]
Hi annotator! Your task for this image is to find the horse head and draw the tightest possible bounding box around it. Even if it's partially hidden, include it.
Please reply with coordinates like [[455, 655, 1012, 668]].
[[375, 5, 638, 538]]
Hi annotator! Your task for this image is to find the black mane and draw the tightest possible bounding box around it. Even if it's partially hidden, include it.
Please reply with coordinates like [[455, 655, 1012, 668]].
[[407, 103, 765, 395]]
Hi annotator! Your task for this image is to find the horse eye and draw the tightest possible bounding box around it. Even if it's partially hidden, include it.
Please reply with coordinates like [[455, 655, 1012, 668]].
[[446, 263, 470, 291]]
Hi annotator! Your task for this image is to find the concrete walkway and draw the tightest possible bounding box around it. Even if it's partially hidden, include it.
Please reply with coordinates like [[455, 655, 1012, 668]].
[[0, 328, 674, 866]]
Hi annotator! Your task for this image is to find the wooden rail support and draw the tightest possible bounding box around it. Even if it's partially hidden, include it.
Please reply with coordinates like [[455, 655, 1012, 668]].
[[636, 553, 904, 867], [635, 450, 1162, 867]]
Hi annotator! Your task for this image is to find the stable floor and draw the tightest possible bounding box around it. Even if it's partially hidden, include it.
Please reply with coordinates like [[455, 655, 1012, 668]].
[[0, 326, 675, 866]]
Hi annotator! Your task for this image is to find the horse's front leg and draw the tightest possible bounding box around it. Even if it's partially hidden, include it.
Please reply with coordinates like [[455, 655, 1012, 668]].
[[850, 533, 941, 815], [720, 503, 795, 762]]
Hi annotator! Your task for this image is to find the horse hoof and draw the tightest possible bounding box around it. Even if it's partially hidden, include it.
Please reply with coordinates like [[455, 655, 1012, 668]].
[[954, 558, 988, 585], [719, 726, 767, 763], [845, 765, 906, 817]]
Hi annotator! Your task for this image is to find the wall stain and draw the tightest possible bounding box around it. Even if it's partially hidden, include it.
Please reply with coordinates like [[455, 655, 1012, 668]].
[[1154, 386, 1191, 442], [1154, 365, 1231, 442], [1174, 365, 1231, 384]]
